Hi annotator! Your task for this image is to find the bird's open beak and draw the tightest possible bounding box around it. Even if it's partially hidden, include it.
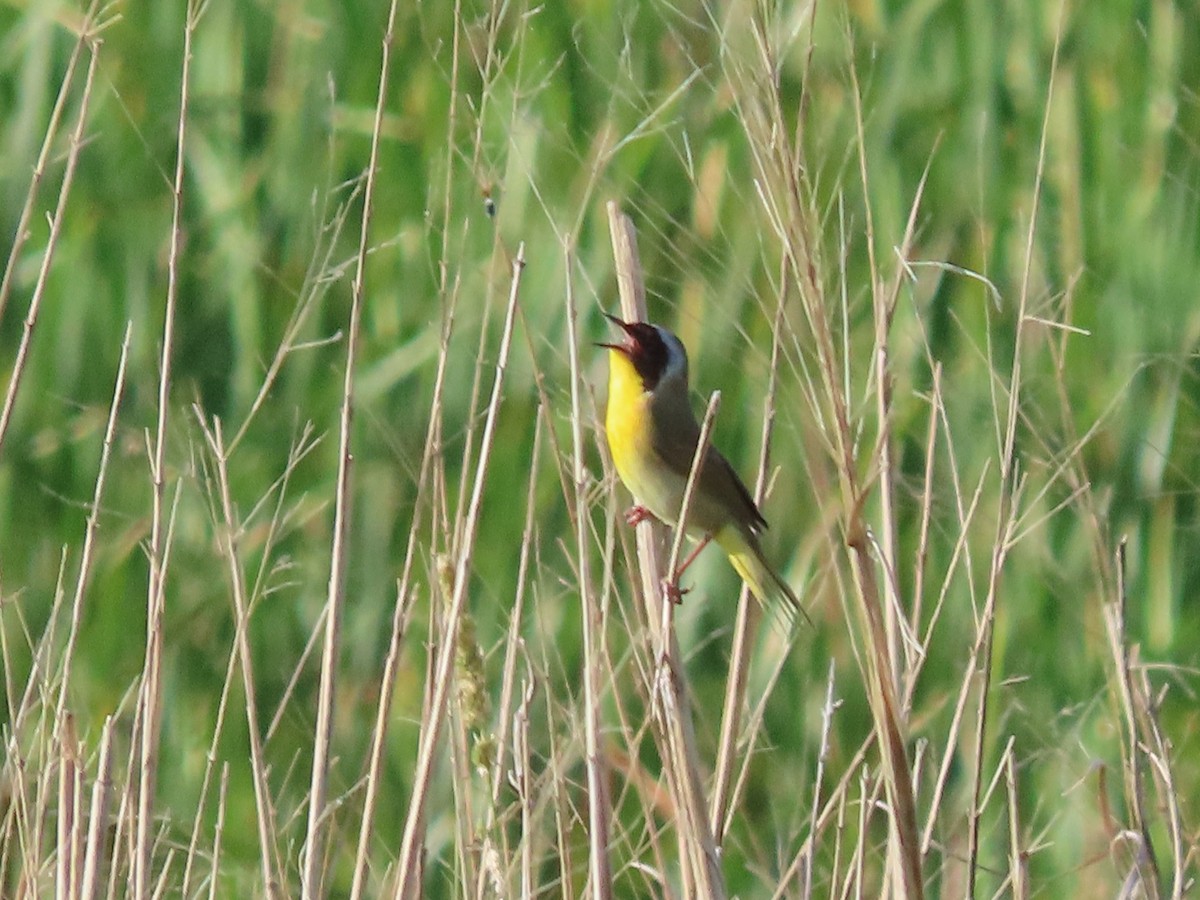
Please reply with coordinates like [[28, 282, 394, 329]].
[[595, 311, 635, 354]]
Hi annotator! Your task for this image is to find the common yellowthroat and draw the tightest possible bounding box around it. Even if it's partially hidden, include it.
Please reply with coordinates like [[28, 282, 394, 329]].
[[599, 313, 805, 624]]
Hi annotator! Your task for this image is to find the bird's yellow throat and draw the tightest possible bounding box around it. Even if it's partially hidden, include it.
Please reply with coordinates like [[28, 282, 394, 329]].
[[604, 347, 655, 500]]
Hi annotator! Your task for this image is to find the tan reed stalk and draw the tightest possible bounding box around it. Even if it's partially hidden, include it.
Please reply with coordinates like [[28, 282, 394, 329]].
[[606, 202, 726, 898], [79, 717, 114, 900], [392, 246, 526, 898], [302, 0, 401, 891], [0, 29, 100, 458], [565, 245, 614, 897], [134, 3, 200, 893]]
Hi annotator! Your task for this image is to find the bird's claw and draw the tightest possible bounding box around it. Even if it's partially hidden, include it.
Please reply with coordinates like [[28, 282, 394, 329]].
[[624, 505, 653, 527], [661, 577, 690, 605]]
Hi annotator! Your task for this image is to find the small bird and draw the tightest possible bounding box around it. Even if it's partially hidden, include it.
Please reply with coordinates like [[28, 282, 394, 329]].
[[599, 313, 805, 624]]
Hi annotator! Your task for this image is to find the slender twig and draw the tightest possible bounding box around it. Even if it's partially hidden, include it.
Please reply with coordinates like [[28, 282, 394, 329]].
[[56, 713, 78, 900], [565, 243, 613, 897], [607, 203, 726, 898], [207, 766, 229, 900], [347, 582, 419, 900], [0, 0, 101, 328], [199, 418, 281, 891], [1005, 742, 1026, 900], [134, 3, 199, 892], [514, 665, 535, 899], [56, 322, 132, 720], [350, 226, 461, 900], [1104, 540, 1162, 895], [803, 660, 840, 899], [663, 391, 721, 625], [393, 245, 526, 899], [79, 716, 114, 900], [301, 0, 400, 891], [0, 31, 101, 456], [908, 363, 940, 651], [710, 269, 787, 840], [471, 411, 544, 900], [966, 10, 1064, 895], [228, 182, 361, 455]]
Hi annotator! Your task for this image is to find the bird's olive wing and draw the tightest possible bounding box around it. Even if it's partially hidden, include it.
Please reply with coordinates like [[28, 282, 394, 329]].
[[649, 394, 768, 535]]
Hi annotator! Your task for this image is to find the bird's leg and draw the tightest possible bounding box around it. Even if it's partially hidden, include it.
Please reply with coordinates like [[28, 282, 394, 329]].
[[663, 533, 713, 604], [624, 505, 653, 527], [674, 533, 713, 581]]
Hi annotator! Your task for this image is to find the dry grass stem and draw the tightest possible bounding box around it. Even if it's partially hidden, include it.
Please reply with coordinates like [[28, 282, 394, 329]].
[[55, 323, 132, 724], [393, 244, 526, 898], [710, 285, 787, 841], [133, 2, 200, 892], [1, 2, 1194, 896], [0, 33, 100, 456], [302, 0, 401, 891], [566, 245, 614, 897], [607, 203, 726, 898]]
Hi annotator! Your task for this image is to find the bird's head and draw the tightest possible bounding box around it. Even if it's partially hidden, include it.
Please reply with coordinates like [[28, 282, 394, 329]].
[[598, 313, 688, 392]]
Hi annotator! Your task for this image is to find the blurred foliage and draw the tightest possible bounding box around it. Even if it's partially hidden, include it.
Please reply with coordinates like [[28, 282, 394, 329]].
[[1, 0, 1198, 895]]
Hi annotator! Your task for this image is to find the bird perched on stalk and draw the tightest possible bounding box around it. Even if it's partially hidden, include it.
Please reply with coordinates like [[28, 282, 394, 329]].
[[598, 313, 806, 625]]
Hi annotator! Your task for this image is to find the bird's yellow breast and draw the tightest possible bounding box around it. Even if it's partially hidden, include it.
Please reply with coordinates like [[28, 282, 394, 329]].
[[604, 349, 686, 523], [605, 350, 653, 481]]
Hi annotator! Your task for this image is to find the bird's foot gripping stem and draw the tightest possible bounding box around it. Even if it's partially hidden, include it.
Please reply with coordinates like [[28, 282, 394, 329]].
[[660, 534, 714, 605], [624, 505, 653, 527], [660, 577, 691, 605]]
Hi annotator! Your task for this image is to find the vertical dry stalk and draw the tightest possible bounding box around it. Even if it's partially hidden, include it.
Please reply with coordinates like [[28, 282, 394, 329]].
[[1138, 669, 1186, 900], [907, 364, 942, 666], [484, 408, 542, 810], [0, 1, 99, 331], [964, 492, 1022, 895], [966, 14, 1064, 896], [134, 2, 199, 893], [56, 714, 78, 900], [851, 766, 871, 896], [392, 245, 526, 899], [718, 9, 929, 895], [4, 726, 34, 889], [606, 203, 726, 898], [1005, 743, 1027, 900], [513, 668, 534, 898], [1104, 540, 1163, 896], [446, 557, 482, 895], [663, 392, 722, 613], [565, 245, 614, 897], [470, 411, 543, 900], [302, 0, 401, 892], [544, 684, 576, 899], [79, 717, 114, 900], [200, 419, 282, 891], [179, 594, 246, 897], [807, 661, 840, 898], [347, 576, 418, 900], [350, 301, 460, 900], [345, 136, 468, 895], [0, 30, 100, 456], [57, 322, 132, 720], [207, 766, 229, 900], [709, 287, 786, 841]]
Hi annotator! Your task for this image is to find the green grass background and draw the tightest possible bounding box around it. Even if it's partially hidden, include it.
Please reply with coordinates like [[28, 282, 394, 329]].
[[2, 0, 1198, 895]]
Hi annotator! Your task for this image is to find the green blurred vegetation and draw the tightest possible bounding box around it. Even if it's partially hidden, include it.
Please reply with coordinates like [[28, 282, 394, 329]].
[[1, 0, 1198, 894]]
